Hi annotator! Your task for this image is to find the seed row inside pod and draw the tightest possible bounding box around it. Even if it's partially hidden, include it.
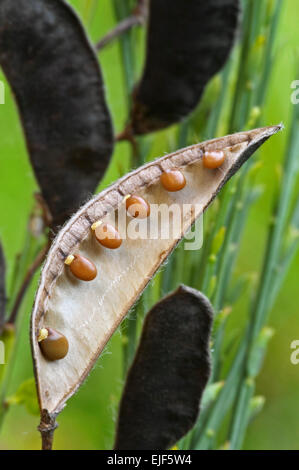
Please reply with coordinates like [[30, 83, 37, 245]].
[[32, 126, 281, 418], [38, 156, 229, 360]]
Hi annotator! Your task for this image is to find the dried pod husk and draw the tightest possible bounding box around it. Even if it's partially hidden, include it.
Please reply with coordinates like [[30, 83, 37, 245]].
[[0, 0, 114, 229], [0, 242, 6, 333], [31, 126, 281, 421], [130, 0, 240, 134], [114, 285, 213, 450]]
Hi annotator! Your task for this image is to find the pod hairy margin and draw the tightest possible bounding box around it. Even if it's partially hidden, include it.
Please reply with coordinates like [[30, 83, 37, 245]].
[[0, 0, 114, 229], [30, 125, 281, 426], [115, 285, 213, 450], [130, 0, 240, 134]]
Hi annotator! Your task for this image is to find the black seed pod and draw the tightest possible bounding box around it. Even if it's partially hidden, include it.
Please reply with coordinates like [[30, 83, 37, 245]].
[[114, 285, 214, 450], [0, 0, 114, 229], [131, 0, 240, 134]]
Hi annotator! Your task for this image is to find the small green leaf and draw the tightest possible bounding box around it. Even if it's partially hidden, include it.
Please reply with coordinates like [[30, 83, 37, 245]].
[[248, 327, 275, 378], [249, 395, 266, 420], [6, 378, 39, 416], [211, 227, 226, 256], [201, 381, 225, 409], [207, 275, 217, 299]]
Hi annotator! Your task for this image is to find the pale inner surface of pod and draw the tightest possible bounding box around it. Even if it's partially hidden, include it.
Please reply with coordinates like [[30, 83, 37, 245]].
[[31, 125, 281, 416]]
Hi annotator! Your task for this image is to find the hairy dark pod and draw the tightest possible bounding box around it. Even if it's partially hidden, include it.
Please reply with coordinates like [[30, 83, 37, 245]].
[[114, 285, 213, 450], [0, 0, 114, 229], [130, 0, 240, 134]]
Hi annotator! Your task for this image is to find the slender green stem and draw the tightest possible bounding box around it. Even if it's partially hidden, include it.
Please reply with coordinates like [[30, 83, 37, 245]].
[[112, 1, 145, 376], [255, 0, 283, 107], [194, 340, 247, 449], [96, 14, 143, 51], [249, 119, 298, 346], [192, 0, 286, 449], [112, 0, 136, 97], [228, 75, 298, 453], [229, 379, 255, 449], [206, 63, 232, 139], [228, 0, 254, 133], [8, 243, 49, 325], [0, 221, 45, 434], [0, 326, 15, 432]]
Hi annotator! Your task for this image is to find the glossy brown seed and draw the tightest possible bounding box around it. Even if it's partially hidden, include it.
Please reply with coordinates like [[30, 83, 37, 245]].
[[38, 327, 69, 361], [160, 169, 186, 192], [203, 150, 226, 169], [94, 223, 122, 249], [68, 254, 97, 281], [126, 196, 150, 219]]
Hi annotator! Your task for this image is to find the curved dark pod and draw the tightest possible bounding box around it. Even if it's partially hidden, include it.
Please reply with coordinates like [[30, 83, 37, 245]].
[[114, 286, 213, 450], [0, 0, 114, 229], [130, 0, 240, 134]]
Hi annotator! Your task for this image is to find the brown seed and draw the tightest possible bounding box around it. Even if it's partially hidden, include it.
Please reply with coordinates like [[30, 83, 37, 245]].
[[203, 150, 226, 169], [160, 169, 186, 192], [68, 254, 97, 281], [94, 223, 122, 249], [38, 327, 69, 361], [126, 195, 150, 219]]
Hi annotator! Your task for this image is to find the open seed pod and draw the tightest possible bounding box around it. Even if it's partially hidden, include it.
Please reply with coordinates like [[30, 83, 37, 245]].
[[130, 0, 240, 134], [0, 0, 114, 229], [30, 125, 281, 448], [114, 285, 213, 450]]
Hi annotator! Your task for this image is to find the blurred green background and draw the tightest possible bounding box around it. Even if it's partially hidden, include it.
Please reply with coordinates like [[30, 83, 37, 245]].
[[0, 0, 298, 450]]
